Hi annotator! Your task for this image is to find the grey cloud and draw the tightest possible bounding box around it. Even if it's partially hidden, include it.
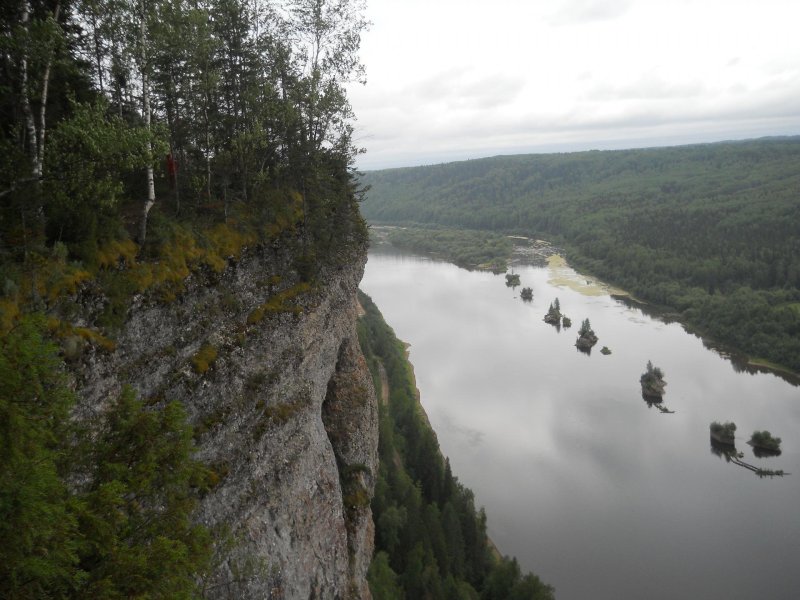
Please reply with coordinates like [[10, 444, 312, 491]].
[[412, 69, 525, 110], [586, 73, 706, 101]]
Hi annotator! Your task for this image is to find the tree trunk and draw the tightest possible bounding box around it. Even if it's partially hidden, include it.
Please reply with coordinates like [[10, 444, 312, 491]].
[[18, 1, 38, 177], [139, 0, 155, 244], [36, 1, 61, 179]]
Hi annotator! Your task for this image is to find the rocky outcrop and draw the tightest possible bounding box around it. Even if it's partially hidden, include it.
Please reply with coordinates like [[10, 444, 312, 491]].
[[72, 241, 378, 599]]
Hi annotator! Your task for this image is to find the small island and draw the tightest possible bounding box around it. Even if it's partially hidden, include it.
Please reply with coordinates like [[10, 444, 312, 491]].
[[749, 430, 782, 453], [600, 346, 611, 355], [710, 421, 737, 446], [520, 287, 533, 301], [505, 273, 521, 287], [544, 298, 561, 324], [575, 318, 598, 350], [561, 316, 571, 328], [640, 360, 666, 399]]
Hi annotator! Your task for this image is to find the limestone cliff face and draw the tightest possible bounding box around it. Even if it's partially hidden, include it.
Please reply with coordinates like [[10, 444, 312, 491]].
[[74, 242, 378, 599]]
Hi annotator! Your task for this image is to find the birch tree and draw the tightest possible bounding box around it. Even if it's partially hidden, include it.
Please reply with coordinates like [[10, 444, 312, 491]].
[[12, 0, 63, 188]]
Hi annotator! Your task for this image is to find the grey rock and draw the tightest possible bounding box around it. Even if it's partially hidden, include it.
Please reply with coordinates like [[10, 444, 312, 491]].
[[73, 242, 378, 599]]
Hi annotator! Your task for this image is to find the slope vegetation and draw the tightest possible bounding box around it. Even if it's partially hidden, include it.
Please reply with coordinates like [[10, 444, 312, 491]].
[[361, 138, 800, 373], [358, 291, 554, 599]]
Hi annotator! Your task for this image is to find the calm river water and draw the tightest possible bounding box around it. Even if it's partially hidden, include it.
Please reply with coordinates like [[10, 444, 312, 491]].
[[360, 245, 800, 600]]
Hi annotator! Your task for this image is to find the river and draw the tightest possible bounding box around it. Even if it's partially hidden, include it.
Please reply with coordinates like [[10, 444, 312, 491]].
[[360, 244, 800, 600]]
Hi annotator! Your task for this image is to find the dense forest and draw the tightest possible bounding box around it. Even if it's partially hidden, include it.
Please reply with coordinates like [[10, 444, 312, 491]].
[[1, 0, 369, 597], [377, 226, 512, 271], [361, 139, 800, 373], [357, 291, 554, 600], [1, 0, 368, 299]]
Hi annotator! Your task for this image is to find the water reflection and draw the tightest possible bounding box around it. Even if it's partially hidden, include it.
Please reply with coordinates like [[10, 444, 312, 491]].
[[709, 440, 788, 478], [611, 296, 800, 387], [361, 249, 800, 600], [641, 393, 676, 413], [752, 446, 783, 459], [710, 437, 738, 459]]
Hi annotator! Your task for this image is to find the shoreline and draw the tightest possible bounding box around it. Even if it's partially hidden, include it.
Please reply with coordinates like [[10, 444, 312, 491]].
[[370, 235, 800, 384]]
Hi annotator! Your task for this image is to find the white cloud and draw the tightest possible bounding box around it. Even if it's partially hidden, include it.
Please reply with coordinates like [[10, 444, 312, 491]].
[[546, 0, 632, 26], [349, 0, 800, 169]]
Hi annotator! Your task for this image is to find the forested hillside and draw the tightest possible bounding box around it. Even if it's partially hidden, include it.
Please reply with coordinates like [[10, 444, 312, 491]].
[[361, 139, 800, 373], [358, 291, 554, 600], [1, 1, 369, 597]]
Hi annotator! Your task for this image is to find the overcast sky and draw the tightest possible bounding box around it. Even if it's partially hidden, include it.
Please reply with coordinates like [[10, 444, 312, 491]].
[[346, 0, 800, 170]]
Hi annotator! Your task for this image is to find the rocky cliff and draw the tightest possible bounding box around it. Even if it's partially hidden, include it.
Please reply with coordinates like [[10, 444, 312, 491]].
[[73, 240, 378, 599]]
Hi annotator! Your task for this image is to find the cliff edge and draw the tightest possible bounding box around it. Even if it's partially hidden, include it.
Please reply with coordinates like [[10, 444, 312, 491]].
[[73, 241, 378, 599]]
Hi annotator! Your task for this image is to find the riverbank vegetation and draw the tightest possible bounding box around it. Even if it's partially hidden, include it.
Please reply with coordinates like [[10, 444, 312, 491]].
[[575, 318, 598, 351], [361, 139, 800, 373], [710, 421, 737, 444], [544, 298, 561, 324], [357, 291, 554, 600], [381, 227, 513, 271], [749, 430, 782, 452], [640, 361, 666, 398]]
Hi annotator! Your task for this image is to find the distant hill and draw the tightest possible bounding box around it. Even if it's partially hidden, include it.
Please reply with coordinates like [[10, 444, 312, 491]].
[[360, 137, 800, 373]]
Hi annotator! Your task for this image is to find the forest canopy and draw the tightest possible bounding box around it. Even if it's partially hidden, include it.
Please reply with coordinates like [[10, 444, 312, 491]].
[[1, 0, 368, 288], [361, 139, 800, 373]]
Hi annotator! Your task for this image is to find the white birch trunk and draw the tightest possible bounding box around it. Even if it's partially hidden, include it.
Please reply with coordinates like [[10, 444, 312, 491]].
[[19, 1, 38, 177], [139, 0, 155, 243], [35, 1, 61, 179]]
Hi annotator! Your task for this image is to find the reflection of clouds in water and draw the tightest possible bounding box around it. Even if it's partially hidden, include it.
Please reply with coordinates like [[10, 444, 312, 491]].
[[365, 250, 800, 600], [626, 315, 649, 325], [436, 410, 485, 447]]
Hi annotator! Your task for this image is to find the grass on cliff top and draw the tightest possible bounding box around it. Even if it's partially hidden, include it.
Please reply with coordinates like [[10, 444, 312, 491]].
[[0, 190, 308, 337]]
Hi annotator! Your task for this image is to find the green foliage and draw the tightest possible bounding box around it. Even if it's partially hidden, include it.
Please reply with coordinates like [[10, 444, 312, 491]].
[[642, 360, 664, 381], [44, 101, 154, 260], [358, 291, 554, 600], [544, 300, 561, 323], [641, 361, 666, 396], [710, 421, 737, 440], [76, 387, 212, 598], [0, 0, 368, 328], [362, 139, 800, 373], [386, 227, 513, 271], [520, 287, 533, 301], [749, 430, 781, 451], [0, 317, 210, 598], [0, 317, 80, 598], [368, 551, 403, 600], [578, 318, 593, 337]]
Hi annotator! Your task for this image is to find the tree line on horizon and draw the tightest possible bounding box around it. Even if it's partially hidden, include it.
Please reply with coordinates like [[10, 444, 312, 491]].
[[360, 139, 800, 373]]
